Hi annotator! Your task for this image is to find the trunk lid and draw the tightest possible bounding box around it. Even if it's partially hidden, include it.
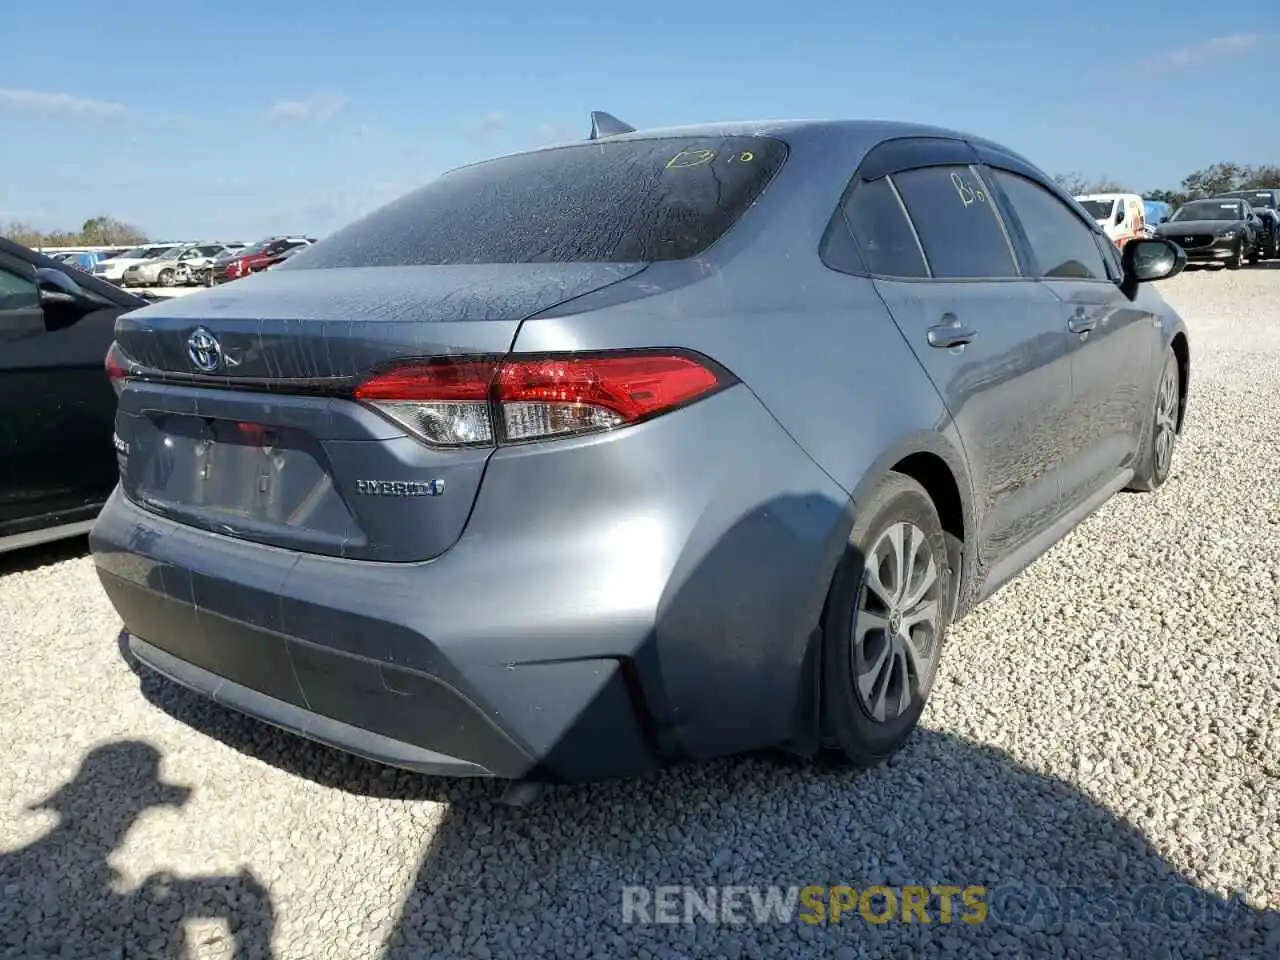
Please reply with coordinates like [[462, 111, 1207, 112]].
[[112, 263, 645, 561]]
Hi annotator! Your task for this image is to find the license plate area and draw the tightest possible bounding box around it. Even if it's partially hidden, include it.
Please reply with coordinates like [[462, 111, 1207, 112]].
[[127, 413, 362, 547]]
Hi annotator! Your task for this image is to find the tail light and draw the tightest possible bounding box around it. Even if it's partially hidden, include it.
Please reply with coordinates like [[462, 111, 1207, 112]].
[[353, 351, 733, 447], [105, 341, 130, 396]]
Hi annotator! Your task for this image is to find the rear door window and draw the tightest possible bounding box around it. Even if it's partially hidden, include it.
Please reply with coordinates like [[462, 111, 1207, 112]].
[[841, 177, 928, 278], [890, 165, 1020, 279], [285, 136, 789, 267]]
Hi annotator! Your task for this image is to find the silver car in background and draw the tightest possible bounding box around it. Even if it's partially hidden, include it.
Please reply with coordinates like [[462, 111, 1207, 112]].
[[120, 243, 236, 288]]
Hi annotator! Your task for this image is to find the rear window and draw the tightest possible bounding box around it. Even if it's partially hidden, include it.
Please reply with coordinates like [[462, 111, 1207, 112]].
[[284, 136, 789, 267]]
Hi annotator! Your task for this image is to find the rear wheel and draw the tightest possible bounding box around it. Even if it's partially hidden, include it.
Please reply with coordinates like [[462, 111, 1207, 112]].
[[1127, 345, 1181, 492], [158, 268, 175, 287], [821, 472, 953, 768]]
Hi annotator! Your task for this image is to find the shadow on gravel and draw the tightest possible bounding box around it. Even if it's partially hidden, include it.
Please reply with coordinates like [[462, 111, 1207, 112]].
[[377, 735, 1279, 959], [0, 741, 276, 959], [0, 535, 90, 578]]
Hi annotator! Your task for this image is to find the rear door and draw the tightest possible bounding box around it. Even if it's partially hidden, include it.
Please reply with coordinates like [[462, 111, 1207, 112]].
[[982, 162, 1158, 508], [838, 142, 1074, 566]]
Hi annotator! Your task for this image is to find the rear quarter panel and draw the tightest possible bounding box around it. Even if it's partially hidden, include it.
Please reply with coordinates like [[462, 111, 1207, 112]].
[[512, 260, 957, 507]]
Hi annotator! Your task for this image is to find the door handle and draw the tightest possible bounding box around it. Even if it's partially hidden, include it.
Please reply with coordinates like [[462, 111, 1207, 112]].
[[1067, 311, 1097, 335], [927, 314, 977, 349]]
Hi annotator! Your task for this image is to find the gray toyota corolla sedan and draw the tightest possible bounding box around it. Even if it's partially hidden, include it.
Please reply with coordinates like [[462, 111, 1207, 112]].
[[92, 115, 1190, 793]]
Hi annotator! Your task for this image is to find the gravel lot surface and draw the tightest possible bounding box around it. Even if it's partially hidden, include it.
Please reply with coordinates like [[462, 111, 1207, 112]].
[[2, 264, 1278, 959]]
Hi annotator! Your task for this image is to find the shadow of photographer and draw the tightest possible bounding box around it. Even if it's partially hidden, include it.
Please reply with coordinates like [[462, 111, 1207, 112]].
[[0, 740, 276, 959]]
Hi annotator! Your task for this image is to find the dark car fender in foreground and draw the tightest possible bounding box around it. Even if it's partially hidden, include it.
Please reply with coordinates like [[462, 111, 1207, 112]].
[[0, 238, 150, 554]]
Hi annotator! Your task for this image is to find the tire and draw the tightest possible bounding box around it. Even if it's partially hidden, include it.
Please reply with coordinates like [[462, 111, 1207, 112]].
[[158, 268, 175, 287], [1247, 243, 1261, 265], [1226, 243, 1244, 270], [1126, 345, 1181, 492], [820, 472, 954, 768]]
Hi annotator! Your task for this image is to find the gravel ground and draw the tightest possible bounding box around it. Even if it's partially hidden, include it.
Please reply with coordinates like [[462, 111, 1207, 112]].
[[2, 264, 1278, 959]]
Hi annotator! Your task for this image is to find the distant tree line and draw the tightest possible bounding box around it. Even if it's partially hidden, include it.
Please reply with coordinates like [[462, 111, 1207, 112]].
[[1053, 163, 1280, 207], [0, 216, 148, 249]]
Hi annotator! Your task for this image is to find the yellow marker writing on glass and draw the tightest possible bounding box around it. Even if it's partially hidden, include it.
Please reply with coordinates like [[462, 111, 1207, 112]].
[[666, 148, 716, 168], [951, 171, 987, 207]]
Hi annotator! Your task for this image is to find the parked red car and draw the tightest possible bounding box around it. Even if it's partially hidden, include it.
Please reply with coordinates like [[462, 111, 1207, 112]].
[[213, 237, 315, 285]]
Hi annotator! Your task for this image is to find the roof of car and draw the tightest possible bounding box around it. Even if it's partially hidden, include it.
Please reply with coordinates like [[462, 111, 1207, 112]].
[[450, 117, 1043, 175]]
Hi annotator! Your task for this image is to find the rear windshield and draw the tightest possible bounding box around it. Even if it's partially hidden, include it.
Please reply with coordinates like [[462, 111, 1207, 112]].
[[283, 136, 789, 267]]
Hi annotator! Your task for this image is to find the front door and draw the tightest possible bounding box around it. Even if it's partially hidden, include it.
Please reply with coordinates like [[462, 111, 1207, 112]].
[[984, 167, 1159, 509]]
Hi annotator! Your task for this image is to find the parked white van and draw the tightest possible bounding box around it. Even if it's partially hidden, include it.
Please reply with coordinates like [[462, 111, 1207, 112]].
[[1074, 193, 1147, 248]]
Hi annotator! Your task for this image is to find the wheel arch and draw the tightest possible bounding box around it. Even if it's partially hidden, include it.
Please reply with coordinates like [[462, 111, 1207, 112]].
[[847, 430, 979, 623]]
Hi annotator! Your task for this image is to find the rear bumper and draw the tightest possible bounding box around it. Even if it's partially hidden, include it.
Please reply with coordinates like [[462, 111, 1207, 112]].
[[91, 388, 855, 783], [130, 635, 497, 777], [94, 490, 657, 783]]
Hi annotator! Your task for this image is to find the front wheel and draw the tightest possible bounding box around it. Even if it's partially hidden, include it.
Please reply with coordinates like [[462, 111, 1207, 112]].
[[821, 472, 953, 768], [1127, 346, 1181, 492], [157, 268, 175, 287]]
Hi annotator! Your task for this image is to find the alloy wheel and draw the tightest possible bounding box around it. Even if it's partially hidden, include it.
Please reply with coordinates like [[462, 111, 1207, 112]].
[[851, 521, 944, 722], [1154, 362, 1178, 478]]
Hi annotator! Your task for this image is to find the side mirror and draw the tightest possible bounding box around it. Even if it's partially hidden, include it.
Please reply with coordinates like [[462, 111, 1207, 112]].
[[33, 266, 110, 331], [1121, 237, 1185, 294]]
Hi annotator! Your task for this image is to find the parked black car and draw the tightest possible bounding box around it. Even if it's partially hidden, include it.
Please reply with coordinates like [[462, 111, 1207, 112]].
[[0, 238, 148, 554], [1153, 197, 1262, 268], [1218, 188, 1280, 258]]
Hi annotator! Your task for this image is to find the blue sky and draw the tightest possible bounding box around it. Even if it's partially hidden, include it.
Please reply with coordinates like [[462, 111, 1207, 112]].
[[2, 1, 1276, 241]]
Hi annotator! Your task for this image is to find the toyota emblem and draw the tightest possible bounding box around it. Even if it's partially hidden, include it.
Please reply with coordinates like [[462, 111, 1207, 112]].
[[187, 327, 223, 373]]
